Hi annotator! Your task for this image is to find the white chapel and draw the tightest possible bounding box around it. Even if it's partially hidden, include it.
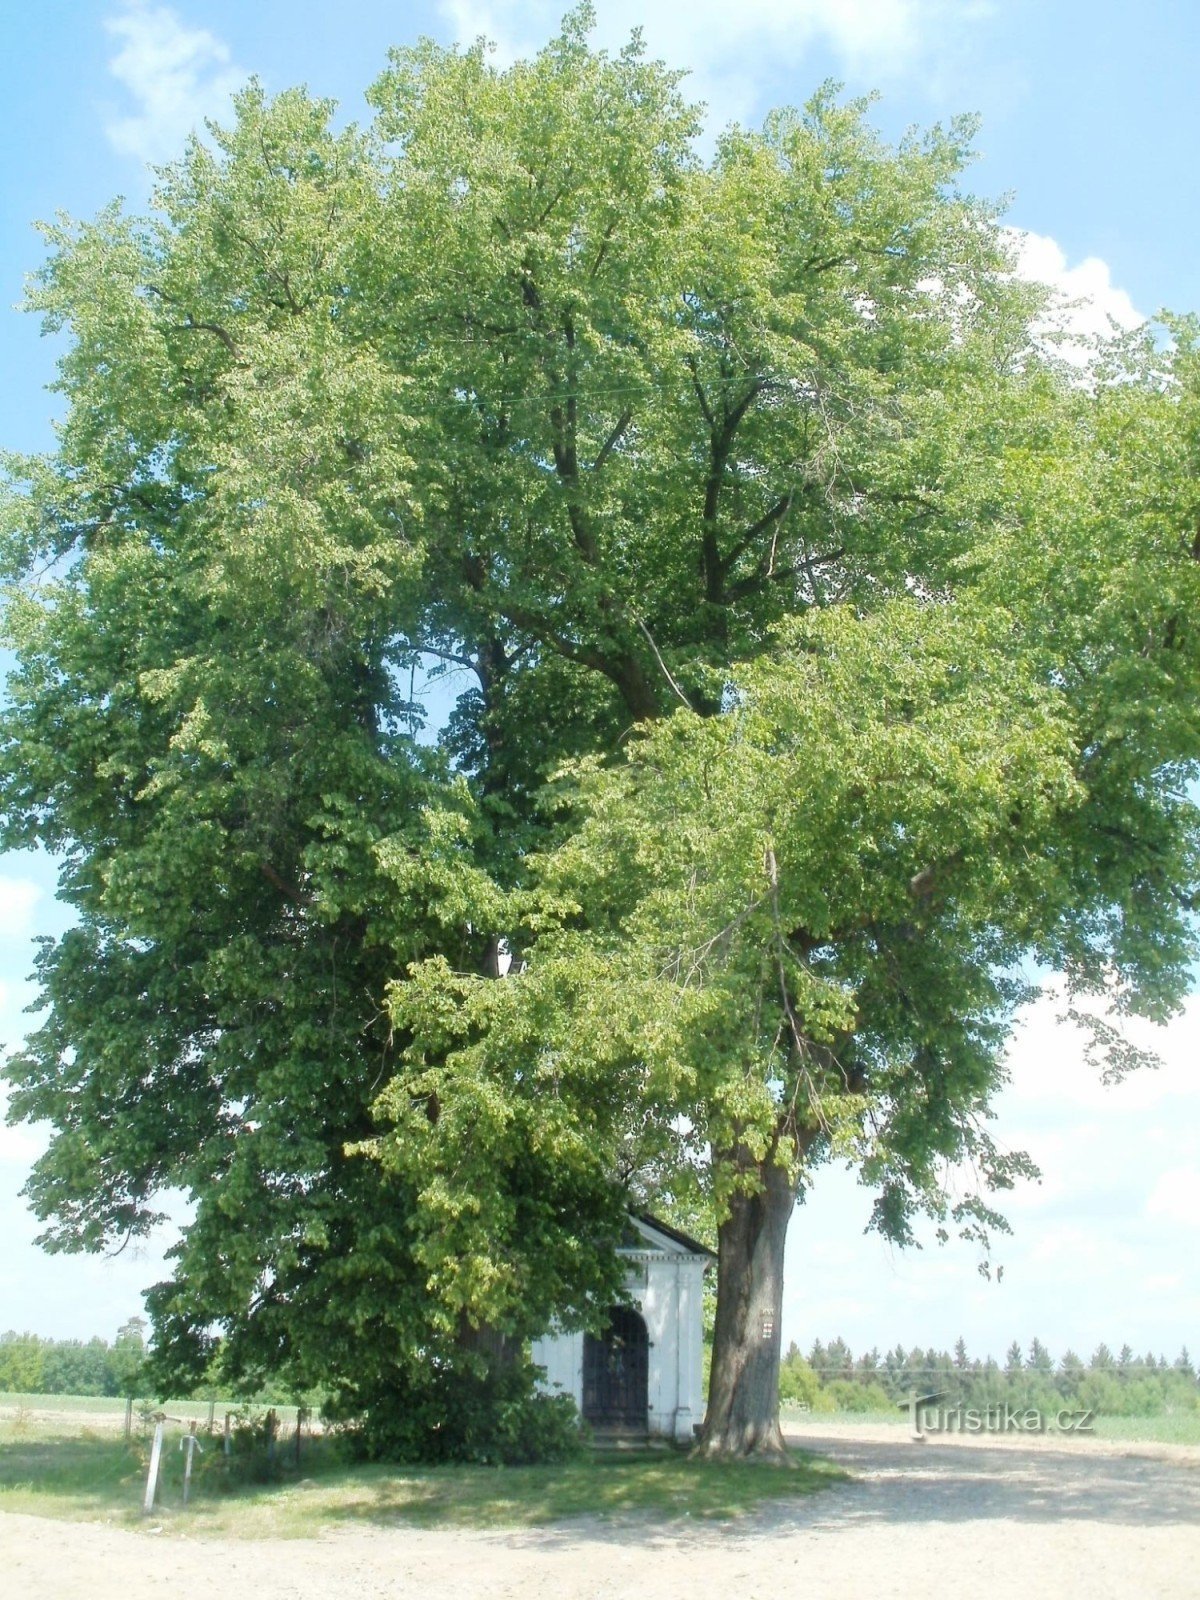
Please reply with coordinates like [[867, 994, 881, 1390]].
[[531, 1213, 714, 1442]]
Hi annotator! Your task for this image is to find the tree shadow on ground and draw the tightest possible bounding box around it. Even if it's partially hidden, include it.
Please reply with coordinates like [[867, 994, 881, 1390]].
[[7, 1429, 1197, 1546], [313, 1448, 847, 1532], [0, 1431, 846, 1535], [0, 1434, 146, 1515], [495, 1431, 1200, 1551]]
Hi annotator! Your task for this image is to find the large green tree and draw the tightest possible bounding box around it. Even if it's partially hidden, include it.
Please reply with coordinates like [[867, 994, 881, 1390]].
[[349, 19, 1200, 1456], [3, 10, 1197, 1459], [0, 74, 631, 1440]]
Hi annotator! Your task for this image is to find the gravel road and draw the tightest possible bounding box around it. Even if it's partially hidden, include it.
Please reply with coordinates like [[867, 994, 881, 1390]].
[[4, 1422, 1198, 1600]]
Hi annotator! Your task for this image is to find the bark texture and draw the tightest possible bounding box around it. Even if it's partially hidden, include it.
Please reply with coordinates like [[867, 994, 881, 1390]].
[[695, 1148, 796, 1460]]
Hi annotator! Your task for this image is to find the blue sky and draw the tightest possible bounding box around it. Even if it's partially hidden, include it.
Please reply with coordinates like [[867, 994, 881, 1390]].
[[1, 0, 1198, 1365]]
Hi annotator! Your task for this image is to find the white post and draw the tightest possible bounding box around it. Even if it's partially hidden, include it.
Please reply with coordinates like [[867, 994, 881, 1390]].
[[143, 1422, 164, 1514], [180, 1426, 202, 1506]]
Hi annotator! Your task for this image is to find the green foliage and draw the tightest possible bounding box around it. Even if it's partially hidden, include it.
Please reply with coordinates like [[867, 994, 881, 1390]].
[[1, 42, 638, 1443], [794, 1335, 1200, 1417], [329, 1356, 583, 1466], [2, 7, 1198, 1456], [778, 1347, 831, 1410], [0, 1324, 144, 1397], [823, 1380, 894, 1413], [0, 1333, 45, 1394], [109, 1316, 147, 1396]]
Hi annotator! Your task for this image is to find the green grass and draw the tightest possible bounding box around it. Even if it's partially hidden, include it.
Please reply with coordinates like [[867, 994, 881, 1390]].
[[244, 1450, 847, 1538], [0, 1394, 126, 1414], [781, 1405, 902, 1425], [0, 1430, 147, 1520], [1089, 1412, 1200, 1446], [0, 1412, 847, 1538], [12, 1392, 1190, 1541]]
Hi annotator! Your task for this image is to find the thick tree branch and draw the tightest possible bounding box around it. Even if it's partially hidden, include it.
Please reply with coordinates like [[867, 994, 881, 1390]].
[[633, 616, 693, 710], [719, 494, 793, 576], [908, 852, 963, 902], [260, 863, 309, 906], [701, 378, 767, 602], [145, 285, 241, 360], [592, 407, 633, 471]]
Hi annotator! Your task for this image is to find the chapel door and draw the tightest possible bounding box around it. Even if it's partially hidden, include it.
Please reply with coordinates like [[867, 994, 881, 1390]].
[[582, 1306, 650, 1429]]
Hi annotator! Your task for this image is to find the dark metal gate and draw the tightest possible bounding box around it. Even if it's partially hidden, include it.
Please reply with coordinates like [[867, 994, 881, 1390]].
[[582, 1307, 649, 1429]]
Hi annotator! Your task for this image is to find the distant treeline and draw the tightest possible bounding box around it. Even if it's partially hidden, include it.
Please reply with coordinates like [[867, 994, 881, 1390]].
[[782, 1338, 1200, 1416], [0, 1320, 146, 1397], [1, 1323, 315, 1405], [10, 1320, 1198, 1418]]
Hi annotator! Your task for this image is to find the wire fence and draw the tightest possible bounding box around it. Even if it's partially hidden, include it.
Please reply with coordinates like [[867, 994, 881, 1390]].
[[0, 1391, 311, 1437], [0, 1392, 322, 1514]]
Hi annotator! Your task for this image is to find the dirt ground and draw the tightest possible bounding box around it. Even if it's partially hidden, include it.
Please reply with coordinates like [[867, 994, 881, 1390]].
[[5, 1420, 1199, 1600]]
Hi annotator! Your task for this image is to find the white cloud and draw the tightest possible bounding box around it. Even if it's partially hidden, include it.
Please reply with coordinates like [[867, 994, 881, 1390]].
[[1146, 1167, 1200, 1227], [781, 978, 1200, 1358], [0, 1119, 44, 1167], [440, 0, 527, 66], [1026, 1223, 1131, 1270], [440, 0, 948, 64], [1001, 985, 1199, 1118], [437, 0, 985, 125], [103, 2, 247, 165], [0, 877, 42, 936], [434, 9, 1139, 370], [1008, 229, 1143, 332], [1143, 1272, 1183, 1294], [1006, 226, 1145, 365]]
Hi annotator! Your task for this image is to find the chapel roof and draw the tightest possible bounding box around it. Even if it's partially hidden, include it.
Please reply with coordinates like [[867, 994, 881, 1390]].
[[626, 1211, 717, 1259]]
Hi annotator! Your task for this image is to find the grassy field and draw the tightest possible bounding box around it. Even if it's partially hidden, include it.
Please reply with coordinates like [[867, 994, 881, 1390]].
[[0, 1403, 846, 1537], [1089, 1413, 1200, 1445], [0, 1393, 305, 1428], [5, 1394, 1194, 1540]]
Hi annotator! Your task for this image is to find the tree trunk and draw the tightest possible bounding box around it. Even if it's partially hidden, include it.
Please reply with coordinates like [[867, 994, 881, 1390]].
[[695, 1148, 796, 1460]]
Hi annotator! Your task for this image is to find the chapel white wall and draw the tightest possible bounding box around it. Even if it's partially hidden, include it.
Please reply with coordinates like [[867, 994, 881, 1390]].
[[531, 1248, 709, 1442]]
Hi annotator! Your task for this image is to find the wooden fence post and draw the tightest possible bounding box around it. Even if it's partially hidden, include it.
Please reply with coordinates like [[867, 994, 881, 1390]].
[[143, 1421, 164, 1514], [181, 1422, 201, 1506]]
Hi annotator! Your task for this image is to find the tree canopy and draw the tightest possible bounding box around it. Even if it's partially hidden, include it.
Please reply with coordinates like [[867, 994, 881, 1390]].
[[2, 8, 1197, 1457]]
